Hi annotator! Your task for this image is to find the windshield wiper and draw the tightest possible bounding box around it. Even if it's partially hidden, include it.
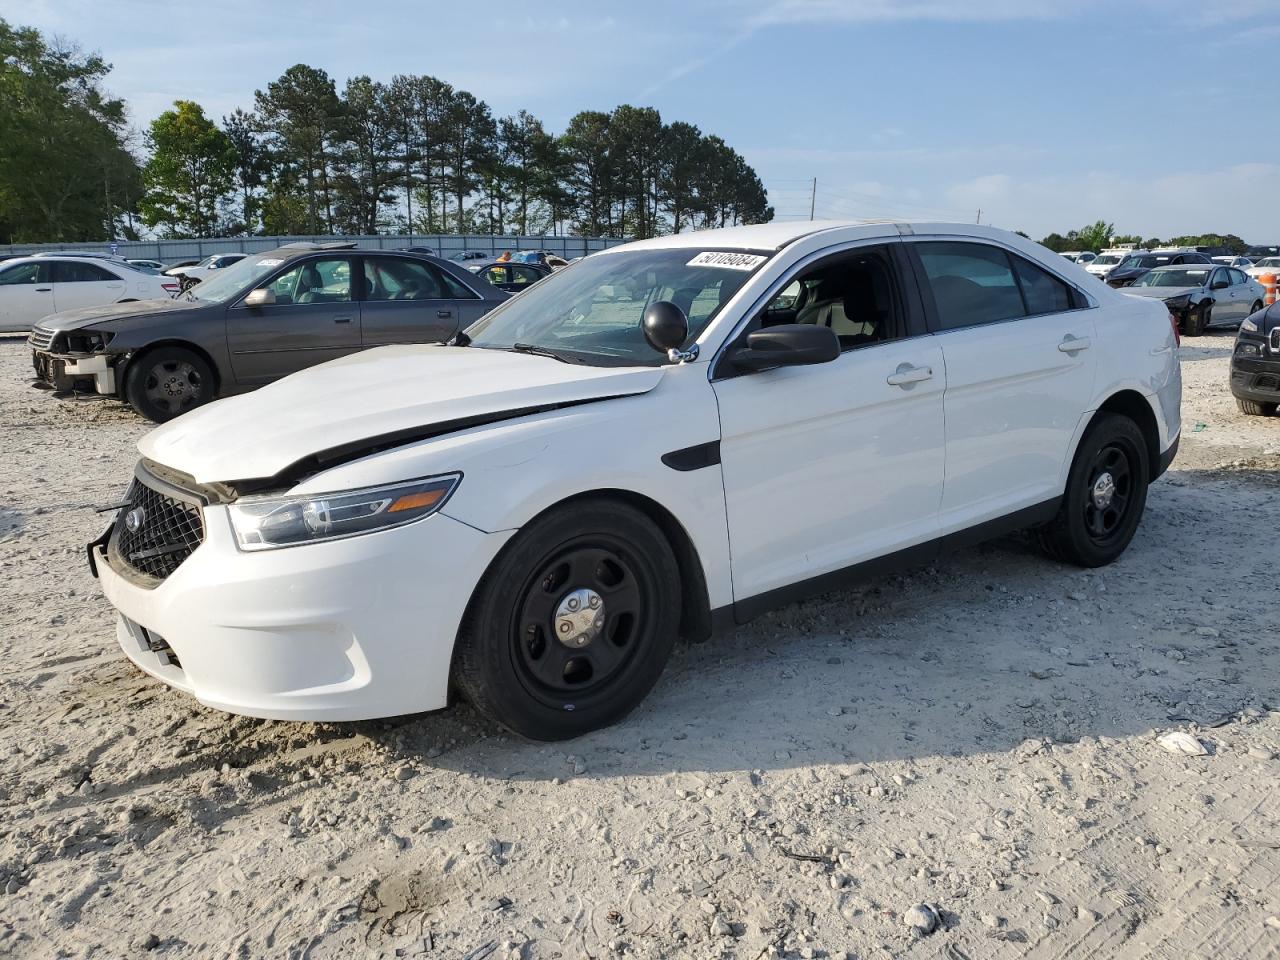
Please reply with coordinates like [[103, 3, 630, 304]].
[[510, 342, 579, 364]]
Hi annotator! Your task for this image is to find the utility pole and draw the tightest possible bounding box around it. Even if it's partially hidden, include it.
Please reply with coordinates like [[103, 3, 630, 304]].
[[809, 178, 817, 221], [976, 208, 981, 225]]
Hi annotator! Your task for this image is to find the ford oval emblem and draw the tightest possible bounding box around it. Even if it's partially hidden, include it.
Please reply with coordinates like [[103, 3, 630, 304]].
[[124, 507, 145, 533]]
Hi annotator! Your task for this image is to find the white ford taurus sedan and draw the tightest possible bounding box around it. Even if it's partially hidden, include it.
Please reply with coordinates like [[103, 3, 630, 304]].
[[90, 221, 1182, 740]]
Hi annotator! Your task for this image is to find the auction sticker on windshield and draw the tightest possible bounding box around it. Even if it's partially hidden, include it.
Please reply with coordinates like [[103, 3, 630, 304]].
[[687, 251, 767, 271], [256, 258, 283, 267]]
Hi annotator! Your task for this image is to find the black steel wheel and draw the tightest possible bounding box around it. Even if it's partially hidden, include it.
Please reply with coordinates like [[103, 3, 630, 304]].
[[124, 346, 215, 423], [453, 499, 681, 740], [1036, 413, 1149, 567], [1185, 303, 1209, 335]]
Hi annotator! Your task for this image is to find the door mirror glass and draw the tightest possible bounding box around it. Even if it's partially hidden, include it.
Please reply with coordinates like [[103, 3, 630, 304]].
[[731, 323, 840, 371], [1210, 279, 1229, 290], [244, 287, 276, 307]]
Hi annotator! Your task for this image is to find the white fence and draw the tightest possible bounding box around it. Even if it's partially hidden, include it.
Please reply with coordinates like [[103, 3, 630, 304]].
[[0, 234, 629, 261]]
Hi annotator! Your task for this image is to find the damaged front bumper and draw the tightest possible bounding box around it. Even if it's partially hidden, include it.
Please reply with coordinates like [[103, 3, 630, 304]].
[[31, 349, 119, 395]]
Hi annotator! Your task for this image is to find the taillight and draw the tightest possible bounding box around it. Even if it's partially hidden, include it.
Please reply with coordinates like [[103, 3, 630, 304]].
[[161, 282, 180, 295], [1169, 312, 1180, 347]]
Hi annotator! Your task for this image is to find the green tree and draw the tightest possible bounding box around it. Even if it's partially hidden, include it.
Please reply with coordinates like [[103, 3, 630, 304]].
[[1075, 220, 1115, 252], [138, 100, 236, 237], [223, 108, 267, 234], [0, 19, 140, 243], [254, 64, 343, 234], [561, 111, 613, 236], [332, 76, 399, 234]]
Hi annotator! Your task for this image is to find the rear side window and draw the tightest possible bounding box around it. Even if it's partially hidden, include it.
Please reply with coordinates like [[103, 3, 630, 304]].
[[915, 242, 1023, 330], [54, 261, 117, 283], [1011, 255, 1075, 315]]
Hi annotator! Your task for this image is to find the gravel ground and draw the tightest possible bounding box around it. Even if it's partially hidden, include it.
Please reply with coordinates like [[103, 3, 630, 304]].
[[1, 332, 1278, 960]]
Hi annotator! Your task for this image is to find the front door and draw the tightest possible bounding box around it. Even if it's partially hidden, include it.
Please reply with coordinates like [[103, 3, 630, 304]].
[[51, 260, 127, 312], [0, 261, 55, 329], [225, 256, 361, 385], [713, 243, 946, 605], [908, 240, 1098, 532], [358, 256, 475, 347]]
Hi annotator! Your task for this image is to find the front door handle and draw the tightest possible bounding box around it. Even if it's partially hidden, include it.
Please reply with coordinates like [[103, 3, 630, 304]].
[[886, 363, 933, 387], [1058, 334, 1092, 353], [437, 309, 452, 319], [333, 316, 353, 324], [35, 287, 52, 293]]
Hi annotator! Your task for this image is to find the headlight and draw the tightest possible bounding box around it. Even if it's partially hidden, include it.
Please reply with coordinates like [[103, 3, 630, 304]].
[[64, 330, 113, 353], [227, 475, 460, 551], [1241, 317, 1258, 333], [1163, 294, 1191, 309]]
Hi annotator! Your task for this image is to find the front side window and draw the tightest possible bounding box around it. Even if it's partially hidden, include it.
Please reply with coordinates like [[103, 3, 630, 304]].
[[915, 242, 1024, 330], [54, 261, 116, 283], [265, 258, 352, 305], [466, 247, 770, 366], [479, 265, 508, 286], [510, 265, 543, 286], [760, 247, 903, 350], [0, 262, 49, 285], [1211, 268, 1229, 288]]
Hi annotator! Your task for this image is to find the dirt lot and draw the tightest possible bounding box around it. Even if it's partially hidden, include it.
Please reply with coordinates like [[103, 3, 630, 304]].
[[1, 332, 1278, 960]]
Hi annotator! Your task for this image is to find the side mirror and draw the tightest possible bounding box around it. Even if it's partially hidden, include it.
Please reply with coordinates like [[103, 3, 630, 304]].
[[641, 300, 689, 354], [1211, 279, 1229, 290], [244, 287, 276, 307], [731, 324, 840, 371]]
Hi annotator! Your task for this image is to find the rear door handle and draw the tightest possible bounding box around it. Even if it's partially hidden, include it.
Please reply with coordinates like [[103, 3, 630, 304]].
[[35, 287, 52, 292], [1058, 334, 1092, 353], [334, 316, 353, 324], [885, 363, 933, 387], [437, 309, 452, 319]]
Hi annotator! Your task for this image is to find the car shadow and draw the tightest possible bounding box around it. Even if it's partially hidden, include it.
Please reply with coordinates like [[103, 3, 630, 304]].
[[362, 472, 1278, 781]]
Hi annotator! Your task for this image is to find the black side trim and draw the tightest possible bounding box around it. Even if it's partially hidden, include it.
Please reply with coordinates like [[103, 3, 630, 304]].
[[229, 395, 629, 495], [661, 441, 721, 472], [725, 497, 1061, 627], [1154, 434, 1179, 480]]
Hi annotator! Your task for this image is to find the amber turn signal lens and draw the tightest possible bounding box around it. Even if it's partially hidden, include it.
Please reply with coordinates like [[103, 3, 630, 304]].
[[388, 489, 447, 513]]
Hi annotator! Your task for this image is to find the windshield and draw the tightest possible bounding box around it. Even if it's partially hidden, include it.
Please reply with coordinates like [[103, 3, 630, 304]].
[[1092, 254, 1124, 266], [1255, 258, 1280, 268], [1131, 267, 1209, 288], [184, 253, 288, 304], [464, 247, 769, 366]]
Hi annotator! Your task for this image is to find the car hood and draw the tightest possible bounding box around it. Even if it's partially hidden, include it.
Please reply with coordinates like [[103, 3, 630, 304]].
[[138, 346, 666, 485], [35, 297, 192, 332], [1122, 286, 1201, 300]]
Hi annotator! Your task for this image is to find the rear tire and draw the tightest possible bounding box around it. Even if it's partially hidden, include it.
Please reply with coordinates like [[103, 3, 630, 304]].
[[1236, 397, 1278, 416], [1036, 413, 1150, 567], [1250, 300, 1264, 316], [124, 346, 215, 423], [453, 499, 681, 740]]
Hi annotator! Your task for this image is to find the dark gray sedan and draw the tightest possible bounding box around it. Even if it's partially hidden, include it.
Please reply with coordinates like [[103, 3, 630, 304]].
[[28, 242, 508, 422]]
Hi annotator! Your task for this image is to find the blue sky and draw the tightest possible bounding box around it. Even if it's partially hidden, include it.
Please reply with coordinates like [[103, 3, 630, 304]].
[[9, 0, 1280, 241]]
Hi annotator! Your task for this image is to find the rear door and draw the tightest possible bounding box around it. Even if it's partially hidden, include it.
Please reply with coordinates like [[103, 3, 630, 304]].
[[51, 260, 127, 312], [358, 256, 479, 347], [224, 256, 361, 385], [907, 239, 1097, 532], [1225, 268, 1254, 321], [0, 261, 55, 329]]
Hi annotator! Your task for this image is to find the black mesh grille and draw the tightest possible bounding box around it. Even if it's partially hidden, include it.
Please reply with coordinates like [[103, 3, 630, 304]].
[[112, 477, 205, 582], [1256, 374, 1280, 391]]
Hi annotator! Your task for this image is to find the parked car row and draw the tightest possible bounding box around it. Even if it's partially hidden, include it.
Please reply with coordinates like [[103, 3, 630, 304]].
[[0, 255, 180, 332]]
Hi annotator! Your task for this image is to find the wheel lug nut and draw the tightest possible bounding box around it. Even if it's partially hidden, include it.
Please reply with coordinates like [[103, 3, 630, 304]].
[[559, 623, 571, 634]]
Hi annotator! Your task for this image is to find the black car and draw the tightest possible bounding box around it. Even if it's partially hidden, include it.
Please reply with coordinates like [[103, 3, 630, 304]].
[[467, 259, 552, 293], [1105, 251, 1213, 288], [1231, 303, 1280, 416], [28, 242, 508, 422]]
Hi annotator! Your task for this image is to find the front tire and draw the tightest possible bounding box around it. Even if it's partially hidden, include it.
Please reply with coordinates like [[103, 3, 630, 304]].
[[453, 499, 681, 740], [1184, 303, 1209, 336], [1036, 413, 1150, 567], [1236, 397, 1278, 416], [124, 346, 215, 423]]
